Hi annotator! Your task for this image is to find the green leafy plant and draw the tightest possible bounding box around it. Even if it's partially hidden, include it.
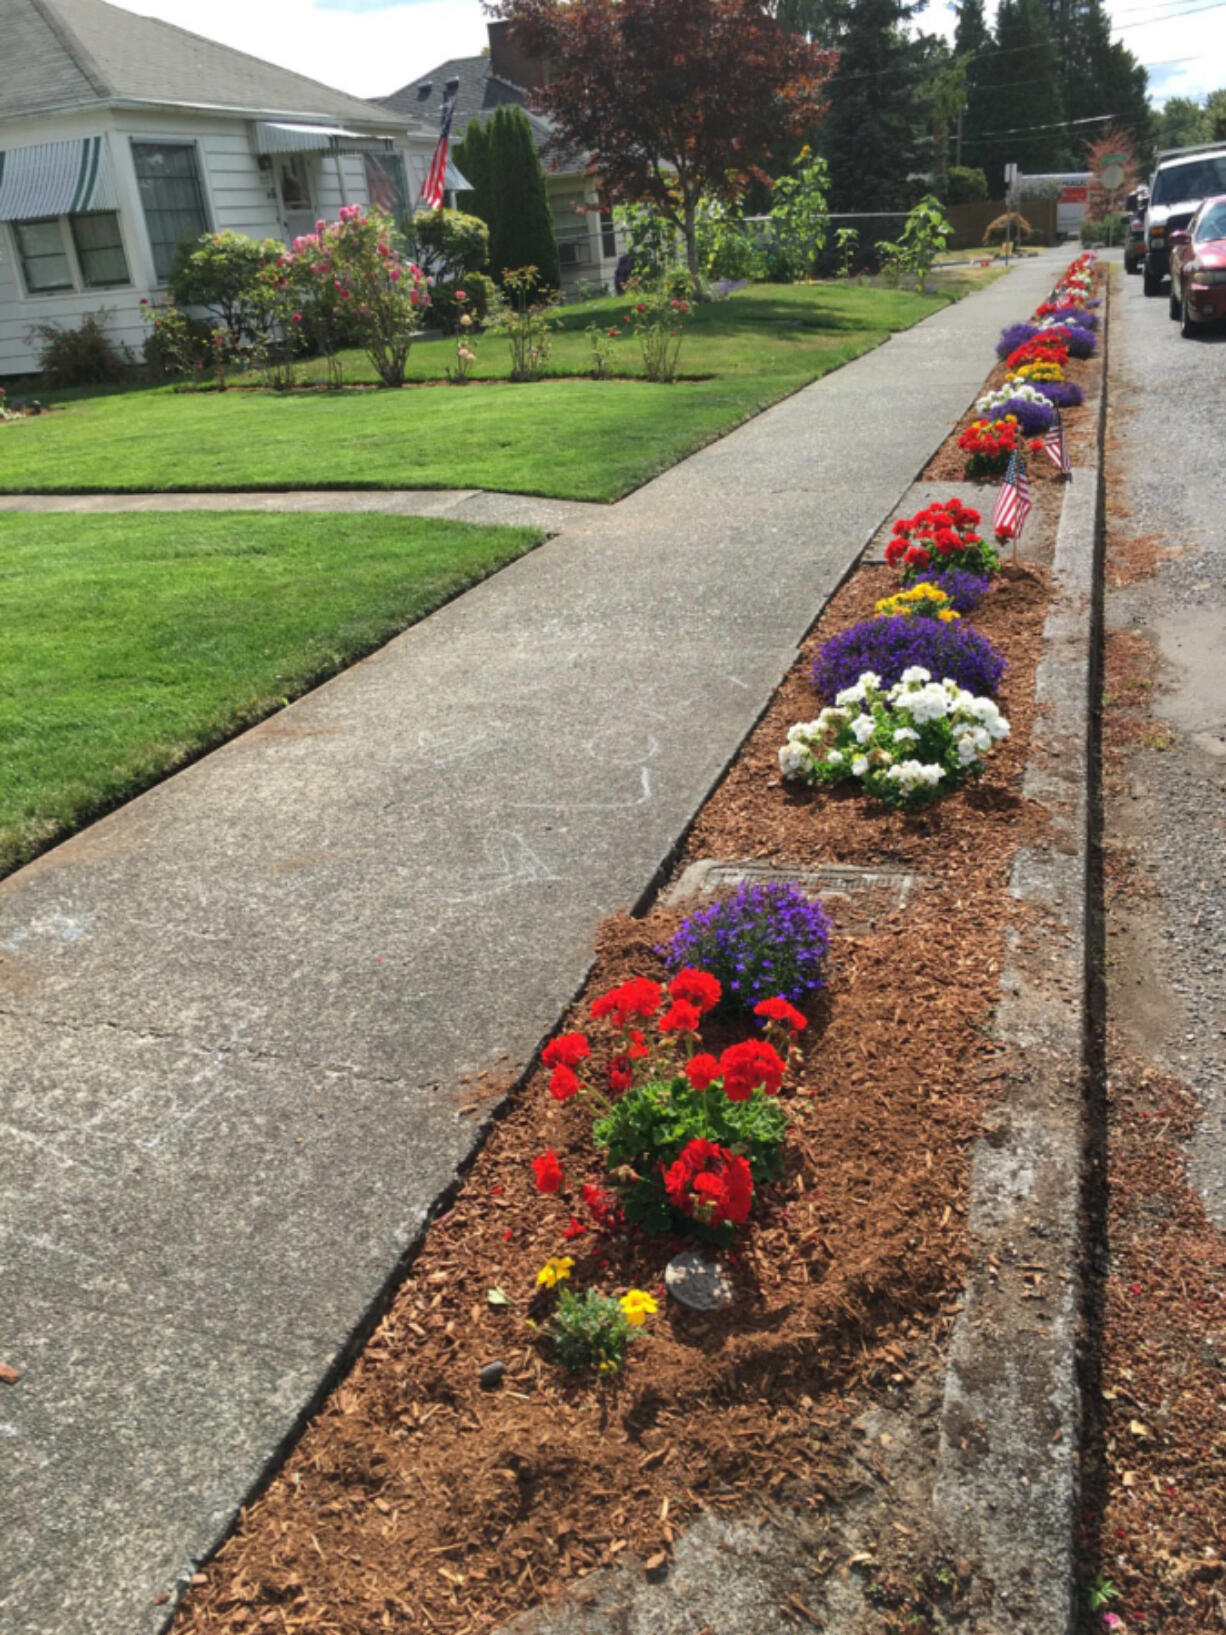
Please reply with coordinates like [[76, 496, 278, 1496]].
[[547, 1288, 637, 1375], [1086, 1572, 1120, 1612], [594, 1074, 787, 1234], [494, 266, 560, 381], [28, 310, 132, 387], [622, 280, 691, 383], [834, 226, 861, 280], [876, 195, 953, 293], [585, 321, 618, 378], [695, 199, 766, 283], [947, 165, 988, 204], [768, 144, 830, 281]]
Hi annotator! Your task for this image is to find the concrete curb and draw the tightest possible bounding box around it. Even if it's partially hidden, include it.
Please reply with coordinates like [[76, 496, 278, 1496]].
[[930, 288, 1109, 1630]]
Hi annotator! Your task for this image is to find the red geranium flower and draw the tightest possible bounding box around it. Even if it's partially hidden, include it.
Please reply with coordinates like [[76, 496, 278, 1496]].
[[754, 996, 807, 1034], [659, 998, 701, 1034], [532, 1150, 564, 1194], [548, 1064, 581, 1102], [628, 1029, 649, 1059], [581, 1182, 624, 1229], [719, 1039, 786, 1101], [591, 977, 663, 1029], [664, 1138, 754, 1228], [563, 1216, 587, 1239], [542, 1031, 591, 1070], [684, 1052, 722, 1091], [903, 544, 931, 570], [608, 1055, 634, 1093], [668, 967, 722, 1015]]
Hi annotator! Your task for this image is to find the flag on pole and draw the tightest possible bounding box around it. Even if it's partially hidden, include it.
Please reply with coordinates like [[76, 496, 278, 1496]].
[[992, 449, 1032, 545], [1041, 409, 1072, 477], [419, 97, 456, 212]]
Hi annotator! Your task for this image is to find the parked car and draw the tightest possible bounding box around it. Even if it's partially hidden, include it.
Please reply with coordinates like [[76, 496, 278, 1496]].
[[1168, 195, 1226, 336], [1125, 213, 1146, 273], [1143, 144, 1226, 295]]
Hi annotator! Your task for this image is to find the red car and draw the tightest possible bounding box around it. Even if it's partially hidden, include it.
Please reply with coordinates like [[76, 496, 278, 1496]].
[[1169, 194, 1226, 335]]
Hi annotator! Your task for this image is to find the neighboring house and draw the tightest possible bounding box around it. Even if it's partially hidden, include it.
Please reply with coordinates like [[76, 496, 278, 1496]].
[[0, 0, 453, 375], [377, 20, 622, 295]]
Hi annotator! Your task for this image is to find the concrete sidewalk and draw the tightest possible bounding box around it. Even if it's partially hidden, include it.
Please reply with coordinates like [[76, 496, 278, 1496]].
[[0, 251, 1063, 1635]]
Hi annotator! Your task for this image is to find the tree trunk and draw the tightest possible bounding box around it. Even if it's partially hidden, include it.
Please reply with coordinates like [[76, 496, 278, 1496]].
[[682, 190, 702, 297]]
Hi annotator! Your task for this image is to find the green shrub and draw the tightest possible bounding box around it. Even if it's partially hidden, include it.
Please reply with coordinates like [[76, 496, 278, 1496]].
[[1080, 213, 1127, 247], [168, 231, 284, 342], [409, 208, 490, 280], [768, 145, 830, 280], [696, 203, 765, 282], [947, 166, 988, 204], [29, 311, 132, 386]]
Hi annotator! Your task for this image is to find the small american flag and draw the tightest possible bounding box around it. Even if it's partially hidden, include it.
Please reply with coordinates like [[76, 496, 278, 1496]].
[[419, 97, 456, 212], [992, 449, 1032, 544], [1041, 409, 1072, 477]]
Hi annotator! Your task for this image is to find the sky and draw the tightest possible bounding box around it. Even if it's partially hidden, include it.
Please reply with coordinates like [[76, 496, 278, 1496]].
[[111, 0, 1226, 109]]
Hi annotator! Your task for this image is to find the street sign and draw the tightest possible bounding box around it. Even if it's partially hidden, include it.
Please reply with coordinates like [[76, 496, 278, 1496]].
[[1100, 155, 1127, 191]]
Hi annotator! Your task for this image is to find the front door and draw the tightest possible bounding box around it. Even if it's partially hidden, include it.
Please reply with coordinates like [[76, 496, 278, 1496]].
[[276, 154, 316, 242]]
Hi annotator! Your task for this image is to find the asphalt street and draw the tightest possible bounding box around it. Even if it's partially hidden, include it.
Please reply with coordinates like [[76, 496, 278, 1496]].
[[1105, 255, 1226, 1227]]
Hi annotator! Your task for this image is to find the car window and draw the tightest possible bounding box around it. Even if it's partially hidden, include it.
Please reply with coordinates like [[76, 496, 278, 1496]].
[[1153, 155, 1226, 204], [1194, 203, 1226, 242]]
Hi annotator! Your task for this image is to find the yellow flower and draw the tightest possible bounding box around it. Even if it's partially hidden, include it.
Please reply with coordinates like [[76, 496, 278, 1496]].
[[619, 1289, 658, 1327], [937, 608, 961, 623], [536, 1256, 575, 1289]]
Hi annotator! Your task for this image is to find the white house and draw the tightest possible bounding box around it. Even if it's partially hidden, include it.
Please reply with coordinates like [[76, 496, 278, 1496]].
[[0, 0, 456, 376], [378, 21, 623, 296]]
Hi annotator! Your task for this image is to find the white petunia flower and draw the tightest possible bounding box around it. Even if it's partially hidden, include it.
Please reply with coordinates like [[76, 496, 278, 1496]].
[[900, 666, 931, 685], [851, 755, 869, 777], [850, 714, 876, 745], [779, 743, 811, 778], [893, 726, 920, 744]]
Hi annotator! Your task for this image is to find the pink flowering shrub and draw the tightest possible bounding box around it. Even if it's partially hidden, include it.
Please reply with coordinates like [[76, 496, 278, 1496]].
[[267, 206, 431, 387]]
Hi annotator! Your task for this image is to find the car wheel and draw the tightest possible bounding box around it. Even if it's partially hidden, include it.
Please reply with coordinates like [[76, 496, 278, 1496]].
[[1180, 289, 1197, 338], [1143, 260, 1163, 296]]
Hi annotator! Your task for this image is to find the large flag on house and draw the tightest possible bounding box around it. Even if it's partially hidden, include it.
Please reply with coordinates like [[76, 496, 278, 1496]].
[[419, 98, 456, 212]]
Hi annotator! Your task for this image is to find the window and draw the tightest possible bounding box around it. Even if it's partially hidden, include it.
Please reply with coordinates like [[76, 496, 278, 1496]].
[[14, 217, 73, 291], [69, 211, 130, 287], [363, 152, 409, 220], [131, 142, 209, 281], [600, 209, 617, 260]]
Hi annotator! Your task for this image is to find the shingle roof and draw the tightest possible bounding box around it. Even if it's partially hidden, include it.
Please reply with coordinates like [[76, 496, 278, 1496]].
[[376, 54, 570, 169], [0, 0, 421, 129]]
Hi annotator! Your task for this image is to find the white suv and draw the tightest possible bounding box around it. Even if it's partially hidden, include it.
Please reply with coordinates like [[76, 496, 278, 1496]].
[[1144, 144, 1226, 296]]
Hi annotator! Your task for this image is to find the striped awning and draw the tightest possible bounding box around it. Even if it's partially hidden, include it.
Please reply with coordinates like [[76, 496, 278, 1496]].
[[0, 136, 116, 222], [254, 121, 396, 156]]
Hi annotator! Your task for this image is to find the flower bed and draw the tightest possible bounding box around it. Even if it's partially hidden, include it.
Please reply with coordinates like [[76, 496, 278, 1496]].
[[174, 256, 1102, 1635]]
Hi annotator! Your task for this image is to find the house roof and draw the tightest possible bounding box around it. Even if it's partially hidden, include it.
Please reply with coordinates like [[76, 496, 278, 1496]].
[[0, 0, 421, 130], [376, 54, 573, 172]]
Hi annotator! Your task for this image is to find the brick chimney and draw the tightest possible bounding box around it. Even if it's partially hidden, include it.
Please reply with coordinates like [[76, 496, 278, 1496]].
[[487, 19, 549, 90]]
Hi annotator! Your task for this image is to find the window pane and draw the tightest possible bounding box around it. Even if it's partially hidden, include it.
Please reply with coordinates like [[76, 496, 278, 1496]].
[[70, 211, 130, 287], [14, 217, 73, 291], [131, 143, 208, 281]]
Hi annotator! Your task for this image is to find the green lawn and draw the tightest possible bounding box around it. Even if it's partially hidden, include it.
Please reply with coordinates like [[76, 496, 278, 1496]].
[[1, 283, 954, 501], [0, 511, 540, 876]]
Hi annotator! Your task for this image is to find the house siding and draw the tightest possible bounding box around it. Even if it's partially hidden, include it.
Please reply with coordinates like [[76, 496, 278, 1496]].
[[0, 107, 429, 375]]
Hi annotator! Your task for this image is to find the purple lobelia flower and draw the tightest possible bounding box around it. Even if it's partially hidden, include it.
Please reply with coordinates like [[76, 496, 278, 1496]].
[[910, 567, 991, 614], [812, 615, 1007, 700], [1033, 380, 1084, 409], [1059, 323, 1096, 358], [988, 394, 1055, 435], [661, 880, 832, 1012], [996, 322, 1039, 358]]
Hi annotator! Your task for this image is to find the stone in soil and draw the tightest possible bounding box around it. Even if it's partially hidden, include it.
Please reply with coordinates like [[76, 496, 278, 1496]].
[[664, 1250, 734, 1311]]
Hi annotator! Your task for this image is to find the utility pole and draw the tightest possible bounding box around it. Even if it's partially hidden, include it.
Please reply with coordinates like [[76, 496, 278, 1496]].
[[956, 104, 965, 169]]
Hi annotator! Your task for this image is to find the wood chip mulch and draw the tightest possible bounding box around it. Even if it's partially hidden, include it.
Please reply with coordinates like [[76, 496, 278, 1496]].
[[173, 553, 1055, 1635], [1084, 1045, 1226, 1633]]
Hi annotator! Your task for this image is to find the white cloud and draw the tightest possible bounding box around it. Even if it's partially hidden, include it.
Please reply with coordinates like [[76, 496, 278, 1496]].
[[112, 0, 487, 100]]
